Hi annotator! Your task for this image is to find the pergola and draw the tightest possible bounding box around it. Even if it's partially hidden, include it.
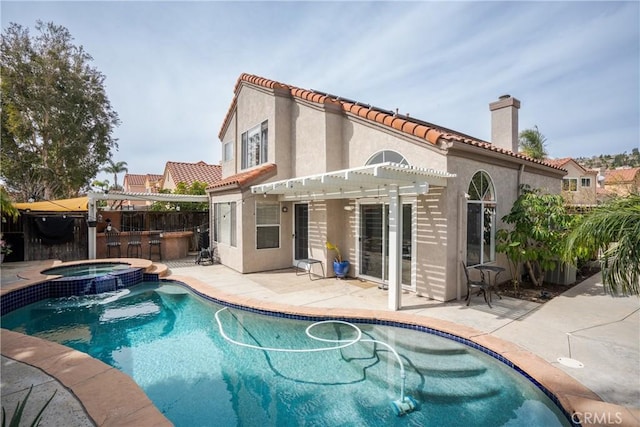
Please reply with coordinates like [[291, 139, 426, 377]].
[[86, 191, 208, 259], [251, 162, 456, 311]]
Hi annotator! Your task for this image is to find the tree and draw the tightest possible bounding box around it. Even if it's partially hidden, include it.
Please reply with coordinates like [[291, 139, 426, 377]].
[[101, 159, 128, 191], [564, 194, 640, 296], [0, 186, 20, 222], [498, 185, 574, 287], [518, 126, 548, 160], [1, 21, 119, 201]]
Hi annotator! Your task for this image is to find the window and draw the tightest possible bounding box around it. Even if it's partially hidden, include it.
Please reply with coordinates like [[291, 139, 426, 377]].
[[366, 150, 409, 166], [241, 121, 268, 169], [214, 202, 236, 246], [562, 178, 578, 191], [223, 141, 233, 162], [256, 201, 280, 249], [466, 171, 496, 266], [581, 177, 591, 187]]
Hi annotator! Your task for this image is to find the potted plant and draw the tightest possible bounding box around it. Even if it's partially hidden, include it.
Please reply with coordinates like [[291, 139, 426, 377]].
[[326, 241, 349, 279]]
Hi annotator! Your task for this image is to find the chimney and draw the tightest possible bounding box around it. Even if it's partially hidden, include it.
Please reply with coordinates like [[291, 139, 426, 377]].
[[489, 95, 520, 152]]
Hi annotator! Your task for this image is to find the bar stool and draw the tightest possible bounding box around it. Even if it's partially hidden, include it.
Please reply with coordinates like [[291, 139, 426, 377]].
[[105, 231, 121, 258], [149, 231, 162, 260], [127, 230, 142, 257]]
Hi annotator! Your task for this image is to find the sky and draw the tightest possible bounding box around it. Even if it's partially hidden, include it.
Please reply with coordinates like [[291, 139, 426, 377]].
[[2, 1, 639, 184]]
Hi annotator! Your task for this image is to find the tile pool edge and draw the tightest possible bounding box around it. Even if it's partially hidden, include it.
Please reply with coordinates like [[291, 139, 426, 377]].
[[0, 328, 171, 427]]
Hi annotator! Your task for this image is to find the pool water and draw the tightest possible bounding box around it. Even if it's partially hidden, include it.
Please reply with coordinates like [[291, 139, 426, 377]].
[[1, 282, 571, 427], [42, 262, 130, 278]]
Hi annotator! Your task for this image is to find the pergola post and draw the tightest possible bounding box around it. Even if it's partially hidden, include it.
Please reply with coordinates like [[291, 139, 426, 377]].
[[388, 185, 402, 311]]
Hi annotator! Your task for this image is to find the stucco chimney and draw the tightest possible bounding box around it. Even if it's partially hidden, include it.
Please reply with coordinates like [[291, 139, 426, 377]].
[[489, 95, 520, 152]]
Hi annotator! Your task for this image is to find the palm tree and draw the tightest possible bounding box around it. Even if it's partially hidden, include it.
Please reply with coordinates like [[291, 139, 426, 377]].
[[519, 126, 548, 160], [1, 186, 19, 221], [101, 160, 128, 191], [564, 194, 640, 296]]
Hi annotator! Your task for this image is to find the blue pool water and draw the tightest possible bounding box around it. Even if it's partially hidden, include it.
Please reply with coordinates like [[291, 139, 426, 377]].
[[42, 262, 130, 278], [1, 282, 571, 426]]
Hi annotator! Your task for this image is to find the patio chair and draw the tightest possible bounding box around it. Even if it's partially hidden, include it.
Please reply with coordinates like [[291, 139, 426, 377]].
[[149, 231, 162, 261], [127, 230, 142, 258], [461, 261, 491, 308], [105, 231, 121, 258]]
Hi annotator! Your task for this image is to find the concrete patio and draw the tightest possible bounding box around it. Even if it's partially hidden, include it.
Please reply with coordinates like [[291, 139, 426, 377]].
[[1, 259, 638, 426]]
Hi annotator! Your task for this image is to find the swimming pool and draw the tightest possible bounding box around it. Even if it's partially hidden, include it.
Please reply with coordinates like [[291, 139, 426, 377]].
[[1, 282, 572, 426]]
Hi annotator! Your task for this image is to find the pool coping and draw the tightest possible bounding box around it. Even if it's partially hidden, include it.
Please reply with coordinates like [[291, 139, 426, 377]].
[[1, 263, 638, 426]]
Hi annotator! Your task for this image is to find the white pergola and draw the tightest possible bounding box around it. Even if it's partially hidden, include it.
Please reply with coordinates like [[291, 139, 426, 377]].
[[251, 162, 456, 310], [86, 191, 208, 260]]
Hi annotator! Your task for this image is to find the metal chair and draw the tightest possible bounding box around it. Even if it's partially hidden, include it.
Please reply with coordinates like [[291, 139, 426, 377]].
[[149, 231, 162, 260], [461, 261, 491, 308], [105, 231, 121, 258], [127, 230, 142, 258]]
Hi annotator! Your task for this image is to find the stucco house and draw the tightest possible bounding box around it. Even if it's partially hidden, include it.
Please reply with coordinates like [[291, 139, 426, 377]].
[[545, 158, 597, 205], [207, 73, 565, 310], [160, 161, 222, 192], [122, 173, 163, 207], [600, 167, 640, 199]]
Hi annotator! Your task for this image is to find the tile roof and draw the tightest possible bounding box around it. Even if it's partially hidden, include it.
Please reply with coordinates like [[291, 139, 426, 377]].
[[545, 158, 572, 169], [544, 158, 596, 175], [147, 174, 163, 182], [164, 161, 222, 187], [123, 174, 147, 186], [603, 167, 640, 183], [207, 163, 277, 192], [219, 73, 565, 171]]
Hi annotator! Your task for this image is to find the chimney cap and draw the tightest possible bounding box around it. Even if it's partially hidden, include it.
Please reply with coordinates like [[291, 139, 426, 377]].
[[499, 94, 511, 100]]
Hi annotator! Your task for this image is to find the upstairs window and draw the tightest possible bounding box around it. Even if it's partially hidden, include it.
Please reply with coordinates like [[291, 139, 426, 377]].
[[241, 121, 268, 169], [581, 177, 591, 187], [562, 178, 578, 192], [466, 171, 496, 266], [223, 141, 234, 162], [366, 150, 409, 166]]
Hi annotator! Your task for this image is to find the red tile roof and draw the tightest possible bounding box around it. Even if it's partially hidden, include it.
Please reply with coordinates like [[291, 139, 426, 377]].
[[123, 174, 147, 186], [604, 167, 640, 183], [545, 158, 572, 169], [219, 73, 564, 171], [147, 174, 163, 183], [208, 163, 277, 192], [164, 161, 222, 187]]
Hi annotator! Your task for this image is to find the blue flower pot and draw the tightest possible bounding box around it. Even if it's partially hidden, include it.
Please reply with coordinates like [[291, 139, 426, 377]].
[[333, 260, 350, 279]]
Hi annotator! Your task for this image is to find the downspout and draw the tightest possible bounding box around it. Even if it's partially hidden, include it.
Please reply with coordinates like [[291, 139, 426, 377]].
[[517, 164, 525, 195]]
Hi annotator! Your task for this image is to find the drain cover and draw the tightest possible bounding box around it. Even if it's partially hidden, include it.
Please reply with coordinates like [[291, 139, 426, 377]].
[[557, 357, 584, 368]]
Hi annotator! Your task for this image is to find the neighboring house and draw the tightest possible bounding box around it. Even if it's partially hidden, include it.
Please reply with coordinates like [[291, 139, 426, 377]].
[[122, 173, 164, 207], [208, 74, 565, 309], [601, 167, 640, 198], [161, 161, 222, 192], [545, 158, 597, 205]]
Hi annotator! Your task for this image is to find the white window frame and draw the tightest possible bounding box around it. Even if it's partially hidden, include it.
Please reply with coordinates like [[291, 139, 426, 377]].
[[563, 178, 578, 192], [214, 202, 236, 247], [223, 141, 234, 162], [466, 171, 496, 266], [241, 121, 268, 169], [256, 201, 280, 249]]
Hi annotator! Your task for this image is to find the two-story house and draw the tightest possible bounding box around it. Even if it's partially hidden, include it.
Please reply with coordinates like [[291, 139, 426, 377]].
[[545, 158, 597, 205], [208, 74, 565, 309]]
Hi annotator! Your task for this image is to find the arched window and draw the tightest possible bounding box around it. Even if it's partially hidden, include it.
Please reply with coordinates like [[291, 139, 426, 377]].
[[366, 150, 409, 166], [466, 171, 496, 266]]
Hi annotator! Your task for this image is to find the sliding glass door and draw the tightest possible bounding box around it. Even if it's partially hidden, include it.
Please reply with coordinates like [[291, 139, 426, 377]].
[[359, 203, 413, 287]]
